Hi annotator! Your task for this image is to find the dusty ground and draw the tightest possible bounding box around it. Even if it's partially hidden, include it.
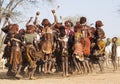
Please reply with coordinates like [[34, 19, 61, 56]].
[[0, 65, 120, 84]]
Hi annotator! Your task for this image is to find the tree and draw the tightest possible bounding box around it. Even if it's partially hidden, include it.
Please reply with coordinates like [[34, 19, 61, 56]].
[[0, 0, 56, 24], [0, 0, 56, 35], [0, 0, 25, 37], [0, 0, 24, 23]]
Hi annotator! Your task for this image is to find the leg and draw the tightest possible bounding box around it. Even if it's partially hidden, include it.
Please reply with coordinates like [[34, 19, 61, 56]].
[[30, 68, 36, 80], [115, 57, 118, 70], [82, 61, 87, 74], [72, 56, 80, 72], [85, 60, 91, 73], [98, 60, 104, 72], [65, 56, 69, 76], [28, 62, 36, 80], [40, 60, 44, 72], [35, 63, 40, 73], [16, 65, 22, 78], [21, 62, 29, 75], [112, 58, 117, 71], [78, 61, 83, 73], [118, 57, 120, 67], [62, 57, 65, 76], [89, 60, 94, 73], [47, 54, 52, 73], [112, 60, 115, 71], [44, 55, 48, 73]]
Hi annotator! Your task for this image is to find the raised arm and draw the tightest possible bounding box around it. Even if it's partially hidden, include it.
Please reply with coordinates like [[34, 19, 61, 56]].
[[50, 9, 58, 29], [33, 11, 40, 26], [26, 17, 33, 27], [52, 9, 58, 23], [3, 17, 10, 27], [1, 17, 11, 33]]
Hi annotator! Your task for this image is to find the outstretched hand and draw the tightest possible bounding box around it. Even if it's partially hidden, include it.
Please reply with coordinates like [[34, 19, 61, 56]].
[[5, 17, 9, 21], [36, 11, 40, 16], [51, 9, 56, 14], [30, 17, 33, 20]]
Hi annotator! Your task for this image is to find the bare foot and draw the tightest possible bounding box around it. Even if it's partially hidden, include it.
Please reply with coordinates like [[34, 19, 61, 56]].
[[30, 76, 36, 80]]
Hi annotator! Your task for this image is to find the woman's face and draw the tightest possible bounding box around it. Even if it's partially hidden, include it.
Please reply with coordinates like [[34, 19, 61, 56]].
[[112, 38, 117, 42], [42, 19, 50, 27]]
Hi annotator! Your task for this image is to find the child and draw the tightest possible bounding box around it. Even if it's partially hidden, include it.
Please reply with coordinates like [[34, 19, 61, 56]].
[[111, 37, 118, 71]]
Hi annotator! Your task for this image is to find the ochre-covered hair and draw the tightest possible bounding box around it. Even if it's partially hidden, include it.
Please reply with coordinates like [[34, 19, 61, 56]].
[[9, 24, 19, 34], [80, 17, 87, 24], [41, 18, 51, 27], [95, 20, 103, 28], [26, 25, 35, 33]]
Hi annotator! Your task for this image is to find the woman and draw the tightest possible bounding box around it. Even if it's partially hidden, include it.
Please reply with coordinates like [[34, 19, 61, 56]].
[[58, 26, 69, 77], [111, 37, 118, 71], [72, 24, 83, 73], [41, 9, 57, 74]]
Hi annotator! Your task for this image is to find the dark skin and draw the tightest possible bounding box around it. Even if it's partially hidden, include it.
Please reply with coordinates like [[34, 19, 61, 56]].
[[41, 9, 57, 74], [111, 37, 118, 71], [79, 17, 93, 73], [57, 26, 71, 76]]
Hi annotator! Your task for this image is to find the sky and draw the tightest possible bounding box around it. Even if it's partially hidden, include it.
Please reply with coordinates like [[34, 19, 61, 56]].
[[2, 0, 120, 38], [52, 0, 120, 38]]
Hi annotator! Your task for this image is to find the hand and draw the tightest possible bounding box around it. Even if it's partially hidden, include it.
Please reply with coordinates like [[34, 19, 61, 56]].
[[60, 16, 62, 20], [5, 17, 9, 21], [51, 9, 56, 14], [30, 17, 33, 20], [57, 5, 60, 9], [7, 41, 11, 46], [36, 11, 40, 16]]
